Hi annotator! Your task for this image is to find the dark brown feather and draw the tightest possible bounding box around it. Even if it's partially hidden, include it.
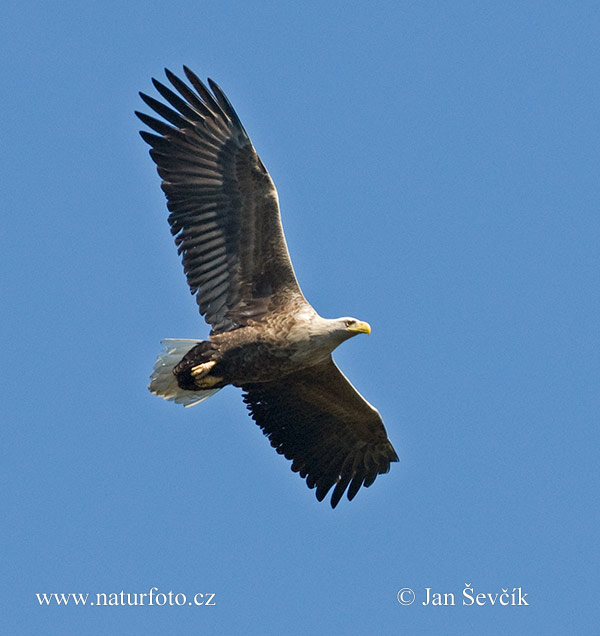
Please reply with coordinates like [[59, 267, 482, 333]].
[[242, 357, 398, 508], [137, 68, 309, 333]]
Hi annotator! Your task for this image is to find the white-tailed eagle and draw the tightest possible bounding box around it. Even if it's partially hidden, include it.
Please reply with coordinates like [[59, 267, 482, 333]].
[[137, 67, 398, 507]]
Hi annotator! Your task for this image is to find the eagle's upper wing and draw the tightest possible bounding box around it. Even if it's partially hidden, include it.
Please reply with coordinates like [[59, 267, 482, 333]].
[[242, 357, 398, 508], [137, 67, 310, 333]]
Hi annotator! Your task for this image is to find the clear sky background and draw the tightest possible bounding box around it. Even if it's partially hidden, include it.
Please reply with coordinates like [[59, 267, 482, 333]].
[[2, 2, 598, 634]]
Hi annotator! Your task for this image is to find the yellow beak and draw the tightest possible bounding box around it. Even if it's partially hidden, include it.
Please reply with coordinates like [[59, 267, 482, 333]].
[[347, 320, 371, 335]]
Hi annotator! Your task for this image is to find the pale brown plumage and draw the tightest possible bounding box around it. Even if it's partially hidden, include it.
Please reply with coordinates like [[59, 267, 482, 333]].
[[138, 67, 398, 507]]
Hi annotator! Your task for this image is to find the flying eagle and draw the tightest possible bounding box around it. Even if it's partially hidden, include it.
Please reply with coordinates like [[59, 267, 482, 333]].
[[137, 67, 398, 507]]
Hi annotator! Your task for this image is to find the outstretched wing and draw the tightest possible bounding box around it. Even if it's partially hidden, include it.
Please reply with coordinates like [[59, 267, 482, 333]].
[[137, 67, 309, 333], [242, 357, 398, 508]]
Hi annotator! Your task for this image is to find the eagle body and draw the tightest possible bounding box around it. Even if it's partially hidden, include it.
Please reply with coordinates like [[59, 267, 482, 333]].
[[138, 67, 398, 507], [173, 313, 367, 389]]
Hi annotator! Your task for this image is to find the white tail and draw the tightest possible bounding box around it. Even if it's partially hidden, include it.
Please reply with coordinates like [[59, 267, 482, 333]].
[[149, 339, 222, 408]]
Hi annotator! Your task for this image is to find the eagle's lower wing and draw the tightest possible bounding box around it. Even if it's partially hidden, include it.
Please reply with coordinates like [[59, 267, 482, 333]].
[[137, 67, 309, 333], [242, 357, 398, 507]]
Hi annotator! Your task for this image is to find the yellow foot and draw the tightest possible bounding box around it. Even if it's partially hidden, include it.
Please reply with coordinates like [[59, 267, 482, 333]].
[[190, 360, 223, 388], [196, 375, 224, 388], [191, 360, 216, 378]]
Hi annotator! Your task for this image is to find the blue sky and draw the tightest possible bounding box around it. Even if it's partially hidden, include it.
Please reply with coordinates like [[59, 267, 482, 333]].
[[2, 1, 598, 634]]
